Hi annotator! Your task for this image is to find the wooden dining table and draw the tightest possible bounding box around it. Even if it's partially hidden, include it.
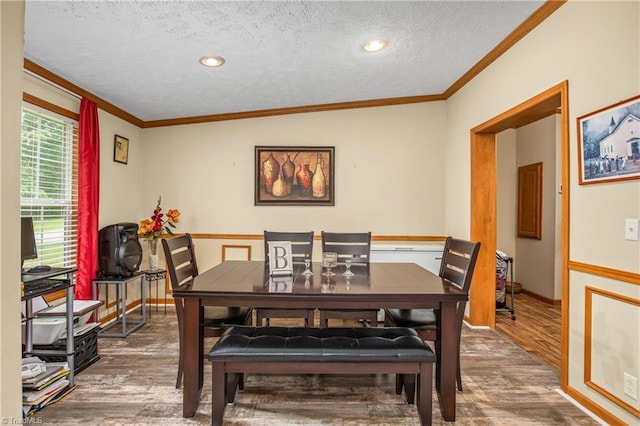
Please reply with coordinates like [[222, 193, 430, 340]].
[[173, 260, 466, 421]]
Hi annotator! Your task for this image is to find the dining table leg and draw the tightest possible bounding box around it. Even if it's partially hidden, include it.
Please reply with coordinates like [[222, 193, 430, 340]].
[[182, 297, 201, 417], [436, 300, 458, 421]]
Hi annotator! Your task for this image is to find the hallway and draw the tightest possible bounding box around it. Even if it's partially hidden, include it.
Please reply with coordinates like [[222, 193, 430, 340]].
[[495, 292, 562, 372]]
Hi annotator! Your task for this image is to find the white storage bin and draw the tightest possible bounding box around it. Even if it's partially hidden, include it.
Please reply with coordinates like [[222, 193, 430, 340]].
[[22, 318, 67, 345]]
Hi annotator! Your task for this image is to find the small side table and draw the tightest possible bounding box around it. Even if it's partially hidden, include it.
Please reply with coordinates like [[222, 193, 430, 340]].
[[142, 269, 167, 316], [92, 272, 146, 337]]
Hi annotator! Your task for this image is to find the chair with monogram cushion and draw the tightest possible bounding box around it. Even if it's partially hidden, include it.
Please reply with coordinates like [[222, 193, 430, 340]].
[[255, 231, 316, 327]]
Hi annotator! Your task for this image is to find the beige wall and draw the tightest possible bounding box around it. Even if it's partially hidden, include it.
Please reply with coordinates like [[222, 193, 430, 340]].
[[0, 1, 24, 422], [446, 1, 639, 423], [97, 111, 144, 228], [141, 103, 447, 236]]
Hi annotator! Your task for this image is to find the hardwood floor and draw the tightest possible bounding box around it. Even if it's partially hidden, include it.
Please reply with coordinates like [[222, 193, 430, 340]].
[[495, 292, 562, 372], [34, 305, 597, 425]]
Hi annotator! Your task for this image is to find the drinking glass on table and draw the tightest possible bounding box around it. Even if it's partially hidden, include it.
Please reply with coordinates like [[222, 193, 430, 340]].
[[321, 252, 338, 277], [302, 254, 313, 277], [343, 258, 354, 278]]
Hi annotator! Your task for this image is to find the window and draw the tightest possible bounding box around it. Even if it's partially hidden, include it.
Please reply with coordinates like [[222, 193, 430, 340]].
[[21, 106, 78, 269]]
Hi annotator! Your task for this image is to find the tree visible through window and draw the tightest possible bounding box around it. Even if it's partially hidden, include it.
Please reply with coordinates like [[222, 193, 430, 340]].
[[21, 106, 78, 269]]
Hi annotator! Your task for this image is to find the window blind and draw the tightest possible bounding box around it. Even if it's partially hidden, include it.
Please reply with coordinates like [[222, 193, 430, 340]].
[[21, 106, 79, 269]]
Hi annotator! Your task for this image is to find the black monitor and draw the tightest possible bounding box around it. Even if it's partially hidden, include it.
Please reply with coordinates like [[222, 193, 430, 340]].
[[21, 217, 38, 268]]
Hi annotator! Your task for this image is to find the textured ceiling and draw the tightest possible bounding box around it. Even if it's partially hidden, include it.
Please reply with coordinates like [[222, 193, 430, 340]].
[[24, 1, 545, 122]]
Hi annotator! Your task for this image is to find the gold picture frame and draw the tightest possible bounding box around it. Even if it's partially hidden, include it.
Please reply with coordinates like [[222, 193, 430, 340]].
[[113, 135, 129, 164]]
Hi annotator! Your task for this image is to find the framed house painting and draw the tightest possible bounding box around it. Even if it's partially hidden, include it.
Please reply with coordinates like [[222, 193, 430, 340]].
[[577, 94, 640, 184], [255, 146, 335, 206]]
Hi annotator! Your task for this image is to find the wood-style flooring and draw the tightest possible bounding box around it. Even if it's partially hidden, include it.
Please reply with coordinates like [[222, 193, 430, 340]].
[[35, 304, 597, 425], [495, 292, 562, 372]]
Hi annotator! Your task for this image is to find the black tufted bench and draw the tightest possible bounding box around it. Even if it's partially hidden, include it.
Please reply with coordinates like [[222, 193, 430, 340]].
[[208, 326, 436, 426]]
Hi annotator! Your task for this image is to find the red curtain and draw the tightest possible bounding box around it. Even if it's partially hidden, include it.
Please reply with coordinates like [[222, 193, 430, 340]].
[[76, 98, 100, 300]]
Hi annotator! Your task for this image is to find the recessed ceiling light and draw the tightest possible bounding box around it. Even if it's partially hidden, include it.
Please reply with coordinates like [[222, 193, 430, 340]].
[[363, 39, 388, 53], [199, 56, 225, 67]]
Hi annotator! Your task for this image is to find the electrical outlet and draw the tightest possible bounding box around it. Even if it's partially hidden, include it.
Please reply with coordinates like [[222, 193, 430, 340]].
[[624, 372, 638, 400]]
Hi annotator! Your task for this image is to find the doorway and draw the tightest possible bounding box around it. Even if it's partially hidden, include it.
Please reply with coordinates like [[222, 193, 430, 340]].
[[468, 81, 569, 389], [496, 116, 562, 302]]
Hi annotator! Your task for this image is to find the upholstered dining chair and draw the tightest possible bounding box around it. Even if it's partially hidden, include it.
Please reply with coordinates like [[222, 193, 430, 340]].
[[255, 231, 316, 327], [162, 233, 253, 388], [318, 231, 379, 327], [384, 236, 481, 394]]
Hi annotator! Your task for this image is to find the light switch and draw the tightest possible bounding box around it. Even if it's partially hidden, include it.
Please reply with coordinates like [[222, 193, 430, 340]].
[[625, 219, 639, 241]]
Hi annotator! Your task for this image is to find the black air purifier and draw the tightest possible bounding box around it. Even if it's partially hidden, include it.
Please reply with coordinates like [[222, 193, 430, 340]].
[[97, 222, 143, 277]]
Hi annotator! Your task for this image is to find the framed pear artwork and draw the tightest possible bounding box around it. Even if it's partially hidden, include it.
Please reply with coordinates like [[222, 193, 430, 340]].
[[255, 146, 334, 206]]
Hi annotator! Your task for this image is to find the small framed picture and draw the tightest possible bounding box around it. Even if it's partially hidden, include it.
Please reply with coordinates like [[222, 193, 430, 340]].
[[113, 135, 129, 164]]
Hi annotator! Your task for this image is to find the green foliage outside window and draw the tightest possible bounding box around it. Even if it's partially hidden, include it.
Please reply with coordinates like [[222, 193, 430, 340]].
[[20, 107, 77, 269]]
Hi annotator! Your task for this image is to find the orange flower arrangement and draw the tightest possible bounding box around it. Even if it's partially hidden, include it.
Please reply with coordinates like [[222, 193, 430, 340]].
[[139, 196, 180, 241]]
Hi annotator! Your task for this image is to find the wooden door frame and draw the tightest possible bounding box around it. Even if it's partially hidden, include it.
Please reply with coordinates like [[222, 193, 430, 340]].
[[469, 80, 569, 388]]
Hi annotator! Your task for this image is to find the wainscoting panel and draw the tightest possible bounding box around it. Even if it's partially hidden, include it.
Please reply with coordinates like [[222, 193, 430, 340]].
[[222, 244, 252, 261], [585, 286, 640, 416]]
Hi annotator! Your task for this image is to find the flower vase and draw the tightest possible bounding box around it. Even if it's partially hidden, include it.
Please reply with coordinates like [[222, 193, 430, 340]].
[[148, 239, 159, 271]]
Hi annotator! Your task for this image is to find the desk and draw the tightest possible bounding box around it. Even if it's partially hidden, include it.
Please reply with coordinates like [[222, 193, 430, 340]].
[[142, 269, 167, 315], [173, 261, 466, 421], [92, 273, 146, 337]]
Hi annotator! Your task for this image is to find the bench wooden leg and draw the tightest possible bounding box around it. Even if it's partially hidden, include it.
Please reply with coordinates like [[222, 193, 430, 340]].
[[212, 363, 226, 426], [226, 373, 238, 403], [416, 362, 433, 426], [404, 374, 416, 405], [238, 373, 245, 391], [395, 374, 418, 404], [395, 374, 404, 396], [225, 372, 245, 403]]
